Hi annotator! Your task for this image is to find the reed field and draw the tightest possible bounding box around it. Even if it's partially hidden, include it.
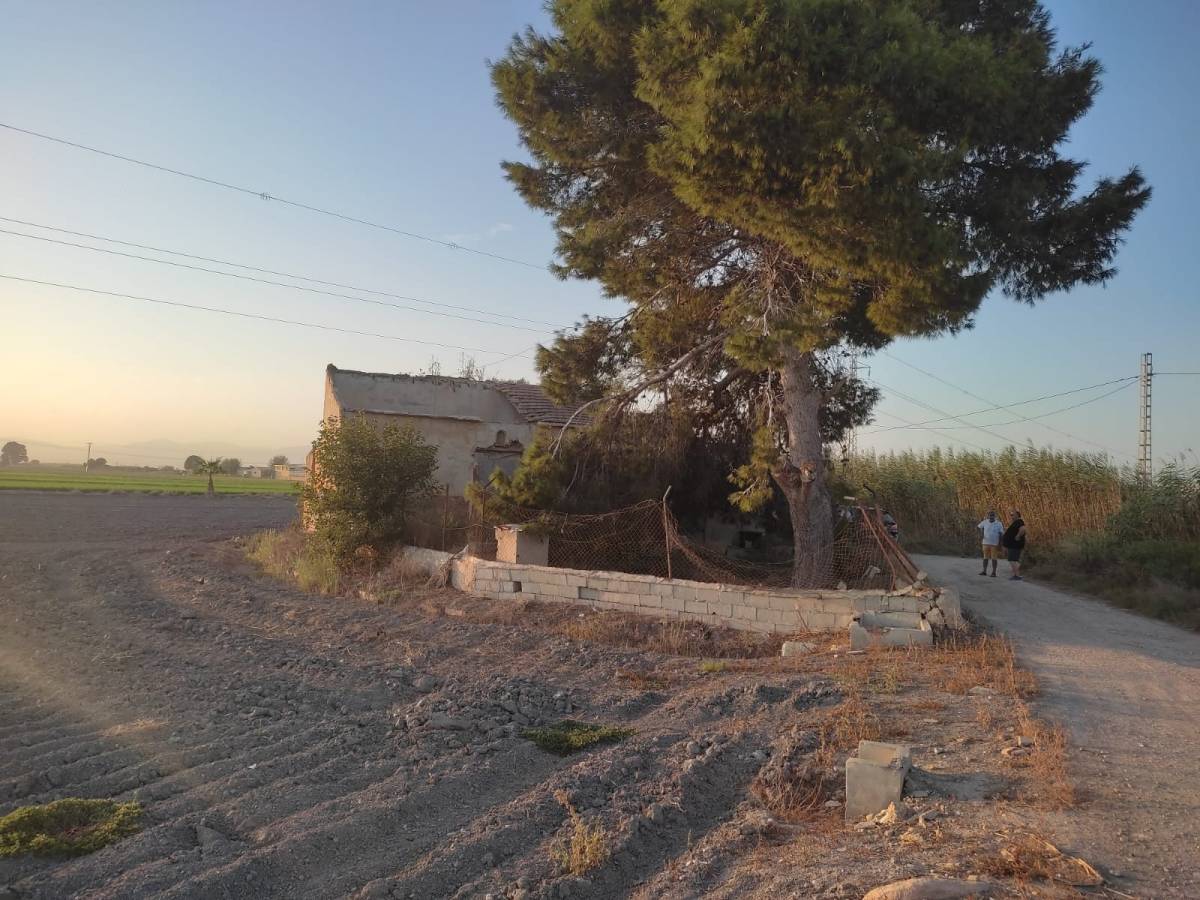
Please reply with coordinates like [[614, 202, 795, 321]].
[[840, 448, 1200, 629]]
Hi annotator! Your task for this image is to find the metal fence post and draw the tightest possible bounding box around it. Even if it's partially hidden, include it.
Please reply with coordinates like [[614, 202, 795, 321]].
[[662, 485, 673, 580]]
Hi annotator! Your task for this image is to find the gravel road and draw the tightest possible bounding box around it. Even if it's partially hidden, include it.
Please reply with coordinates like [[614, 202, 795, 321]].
[[915, 554, 1200, 899]]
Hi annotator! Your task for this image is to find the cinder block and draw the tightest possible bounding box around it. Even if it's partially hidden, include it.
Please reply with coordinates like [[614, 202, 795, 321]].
[[661, 594, 687, 612], [672, 585, 700, 603], [564, 573, 587, 587], [733, 604, 759, 621], [845, 756, 907, 822], [684, 600, 710, 616], [858, 740, 912, 772], [650, 582, 675, 597], [706, 602, 733, 619], [638, 593, 663, 609], [861, 610, 926, 630], [577, 586, 599, 601], [936, 588, 964, 627]]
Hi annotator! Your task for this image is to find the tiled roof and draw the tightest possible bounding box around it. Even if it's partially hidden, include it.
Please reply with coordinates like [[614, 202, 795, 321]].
[[493, 381, 592, 427], [325, 365, 589, 428]]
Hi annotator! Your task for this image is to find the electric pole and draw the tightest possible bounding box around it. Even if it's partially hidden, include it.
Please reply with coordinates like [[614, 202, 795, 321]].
[[1138, 352, 1152, 482], [85, 441, 92, 472]]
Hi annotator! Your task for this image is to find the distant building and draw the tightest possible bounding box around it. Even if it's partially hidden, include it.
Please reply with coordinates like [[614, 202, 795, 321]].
[[274, 463, 309, 482], [322, 364, 590, 494], [238, 465, 267, 478]]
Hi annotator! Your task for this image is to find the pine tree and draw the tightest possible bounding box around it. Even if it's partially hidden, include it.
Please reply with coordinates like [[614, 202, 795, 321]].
[[493, 0, 1149, 585]]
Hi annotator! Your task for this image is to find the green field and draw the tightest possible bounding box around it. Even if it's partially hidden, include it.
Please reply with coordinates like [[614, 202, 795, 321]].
[[0, 466, 302, 496]]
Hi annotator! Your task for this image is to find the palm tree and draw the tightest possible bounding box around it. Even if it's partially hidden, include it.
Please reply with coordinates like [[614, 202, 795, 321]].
[[198, 458, 223, 497]]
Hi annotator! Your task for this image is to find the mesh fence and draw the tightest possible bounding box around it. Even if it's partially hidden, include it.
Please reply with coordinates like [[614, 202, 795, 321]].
[[406, 487, 921, 592]]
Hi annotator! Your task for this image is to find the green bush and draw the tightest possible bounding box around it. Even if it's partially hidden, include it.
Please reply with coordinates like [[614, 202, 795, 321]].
[[522, 720, 634, 755], [302, 415, 439, 563], [0, 799, 142, 857]]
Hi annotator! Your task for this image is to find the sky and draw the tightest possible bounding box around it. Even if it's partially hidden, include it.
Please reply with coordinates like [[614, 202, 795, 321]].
[[1, 0, 1197, 469]]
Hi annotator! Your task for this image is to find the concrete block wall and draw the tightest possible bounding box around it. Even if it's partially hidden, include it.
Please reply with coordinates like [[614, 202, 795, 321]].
[[399, 547, 959, 635]]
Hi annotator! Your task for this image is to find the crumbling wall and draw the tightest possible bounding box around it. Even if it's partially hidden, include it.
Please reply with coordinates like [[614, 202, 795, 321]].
[[402, 546, 961, 634]]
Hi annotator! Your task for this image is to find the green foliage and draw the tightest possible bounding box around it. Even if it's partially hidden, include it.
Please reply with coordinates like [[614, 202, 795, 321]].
[[1, 441, 28, 466], [0, 799, 142, 858], [183, 454, 204, 473], [537, 316, 635, 405], [522, 720, 634, 755], [0, 467, 298, 494], [218, 457, 242, 476], [270, 454, 289, 466], [246, 529, 340, 594], [302, 415, 439, 563], [492, 0, 1147, 563]]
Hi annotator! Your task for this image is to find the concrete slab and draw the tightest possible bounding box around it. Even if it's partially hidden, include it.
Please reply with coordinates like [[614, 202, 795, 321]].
[[860, 610, 926, 630]]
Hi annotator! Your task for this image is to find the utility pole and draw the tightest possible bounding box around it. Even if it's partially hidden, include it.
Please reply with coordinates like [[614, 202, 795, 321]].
[[1138, 352, 1152, 482], [85, 441, 92, 472]]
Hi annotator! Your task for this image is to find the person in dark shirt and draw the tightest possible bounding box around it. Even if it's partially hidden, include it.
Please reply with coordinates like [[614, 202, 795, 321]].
[[1002, 509, 1027, 580]]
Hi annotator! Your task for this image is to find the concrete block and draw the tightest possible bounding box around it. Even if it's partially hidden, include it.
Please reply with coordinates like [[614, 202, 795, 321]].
[[494, 525, 549, 566], [934, 588, 964, 628], [860, 610, 926, 630], [660, 594, 687, 612], [845, 757, 907, 822], [684, 600, 710, 616], [733, 604, 759, 621], [578, 587, 599, 602], [564, 573, 587, 587], [650, 582, 675, 597], [849, 622, 874, 650], [857, 740, 912, 773], [694, 588, 723, 605], [672, 585, 699, 603], [638, 593, 662, 609]]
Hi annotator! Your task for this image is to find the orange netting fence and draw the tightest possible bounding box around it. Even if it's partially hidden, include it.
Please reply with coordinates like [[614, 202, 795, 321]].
[[405, 488, 921, 592]]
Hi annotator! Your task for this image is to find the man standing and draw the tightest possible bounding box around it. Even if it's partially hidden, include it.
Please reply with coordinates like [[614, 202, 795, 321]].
[[1003, 509, 1027, 580], [978, 509, 1004, 577]]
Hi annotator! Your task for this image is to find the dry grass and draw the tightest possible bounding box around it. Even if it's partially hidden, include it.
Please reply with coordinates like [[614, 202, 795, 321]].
[[1012, 706, 1076, 809], [549, 790, 610, 876], [980, 832, 1102, 891], [934, 632, 1037, 697], [820, 690, 882, 752]]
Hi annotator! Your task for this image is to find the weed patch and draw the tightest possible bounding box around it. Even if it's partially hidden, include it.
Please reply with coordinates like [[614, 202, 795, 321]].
[[523, 720, 634, 756], [549, 790, 610, 875], [0, 799, 142, 858]]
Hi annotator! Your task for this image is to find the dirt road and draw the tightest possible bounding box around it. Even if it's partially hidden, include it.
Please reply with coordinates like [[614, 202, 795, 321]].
[[915, 554, 1200, 898]]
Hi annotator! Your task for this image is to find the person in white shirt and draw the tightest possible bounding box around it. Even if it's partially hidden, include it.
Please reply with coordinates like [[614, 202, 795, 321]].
[[977, 508, 1005, 577]]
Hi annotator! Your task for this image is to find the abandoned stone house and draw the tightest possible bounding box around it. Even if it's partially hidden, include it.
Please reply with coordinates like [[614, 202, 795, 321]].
[[322, 364, 588, 493]]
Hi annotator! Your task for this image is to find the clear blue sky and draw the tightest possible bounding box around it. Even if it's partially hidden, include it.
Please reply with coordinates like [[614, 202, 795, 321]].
[[1, 0, 1196, 468]]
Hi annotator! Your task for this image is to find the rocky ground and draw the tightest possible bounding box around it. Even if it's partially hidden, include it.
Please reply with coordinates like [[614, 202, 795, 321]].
[[1, 493, 1108, 898]]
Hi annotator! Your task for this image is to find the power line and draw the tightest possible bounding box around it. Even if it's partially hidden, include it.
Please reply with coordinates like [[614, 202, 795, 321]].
[[859, 376, 1138, 435], [0, 273, 533, 358], [902, 381, 1135, 430], [0, 215, 565, 328], [0, 121, 547, 270], [868, 410, 996, 453], [877, 351, 1136, 458], [865, 377, 1020, 446], [0, 226, 551, 334]]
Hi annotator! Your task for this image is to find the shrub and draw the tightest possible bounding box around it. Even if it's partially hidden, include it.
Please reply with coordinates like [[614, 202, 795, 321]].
[[303, 415, 439, 563], [549, 790, 610, 875], [522, 720, 634, 755], [0, 799, 142, 857]]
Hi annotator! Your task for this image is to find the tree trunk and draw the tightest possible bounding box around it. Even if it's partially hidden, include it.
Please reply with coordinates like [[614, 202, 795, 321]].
[[206, 472, 215, 497], [773, 349, 834, 587]]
